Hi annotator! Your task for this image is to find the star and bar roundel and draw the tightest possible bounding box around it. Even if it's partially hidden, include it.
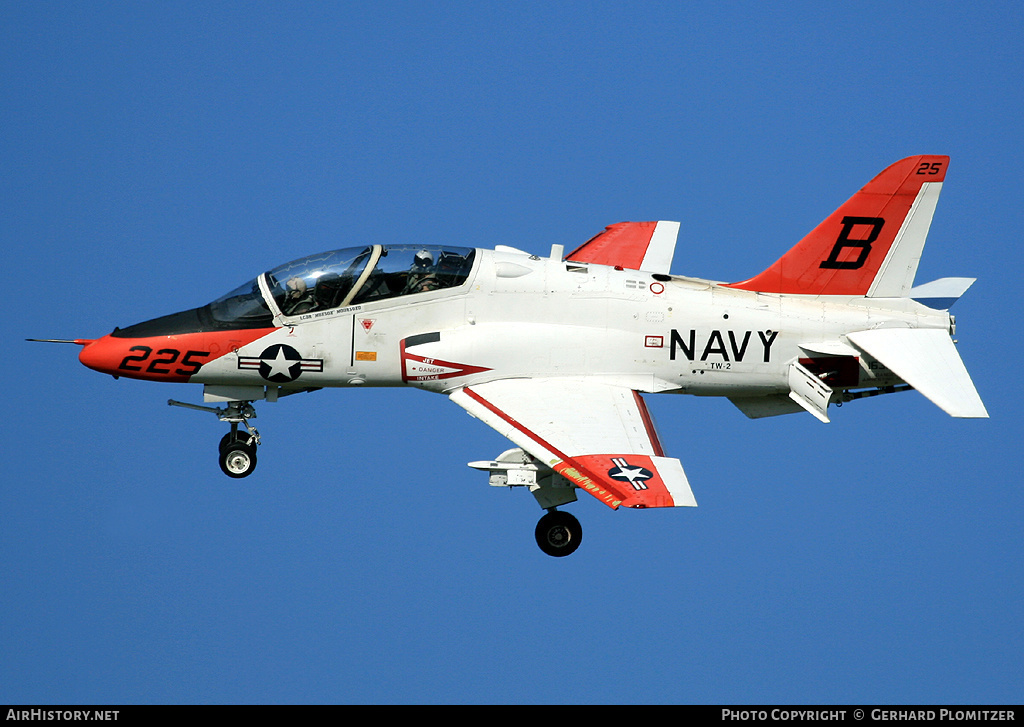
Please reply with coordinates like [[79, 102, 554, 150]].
[[238, 344, 324, 383], [607, 457, 654, 490]]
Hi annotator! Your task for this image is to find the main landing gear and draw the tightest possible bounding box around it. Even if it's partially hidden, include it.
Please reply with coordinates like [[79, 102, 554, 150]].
[[469, 448, 585, 557], [168, 399, 261, 478], [535, 509, 582, 557]]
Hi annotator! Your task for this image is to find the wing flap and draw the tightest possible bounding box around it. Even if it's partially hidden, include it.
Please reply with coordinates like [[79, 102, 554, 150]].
[[451, 378, 696, 509]]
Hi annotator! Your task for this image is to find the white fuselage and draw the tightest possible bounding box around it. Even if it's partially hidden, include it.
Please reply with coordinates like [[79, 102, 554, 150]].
[[191, 247, 949, 400]]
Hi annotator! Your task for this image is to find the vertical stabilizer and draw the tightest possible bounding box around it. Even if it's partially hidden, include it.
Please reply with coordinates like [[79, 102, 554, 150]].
[[727, 156, 948, 296]]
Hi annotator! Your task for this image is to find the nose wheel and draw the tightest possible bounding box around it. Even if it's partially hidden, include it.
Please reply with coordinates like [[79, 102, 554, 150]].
[[219, 429, 259, 478], [535, 510, 582, 557], [169, 399, 261, 479]]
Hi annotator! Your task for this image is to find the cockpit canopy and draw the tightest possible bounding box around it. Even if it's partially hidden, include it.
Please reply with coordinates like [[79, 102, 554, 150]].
[[111, 245, 476, 338], [265, 244, 476, 317]]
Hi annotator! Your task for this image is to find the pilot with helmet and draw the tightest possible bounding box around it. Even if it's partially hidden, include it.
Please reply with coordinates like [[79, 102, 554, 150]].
[[404, 249, 441, 294]]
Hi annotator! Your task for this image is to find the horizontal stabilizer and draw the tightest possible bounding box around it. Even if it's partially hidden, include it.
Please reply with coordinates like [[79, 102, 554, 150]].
[[847, 328, 988, 418], [909, 277, 976, 309]]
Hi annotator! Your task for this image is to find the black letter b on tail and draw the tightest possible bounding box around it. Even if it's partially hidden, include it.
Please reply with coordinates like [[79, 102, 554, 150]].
[[820, 216, 885, 269]]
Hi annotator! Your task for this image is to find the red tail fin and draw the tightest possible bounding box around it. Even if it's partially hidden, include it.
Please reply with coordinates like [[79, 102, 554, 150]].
[[726, 155, 948, 296]]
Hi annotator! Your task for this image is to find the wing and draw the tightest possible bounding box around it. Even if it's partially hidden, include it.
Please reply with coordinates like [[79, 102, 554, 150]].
[[564, 221, 680, 275], [450, 378, 696, 509]]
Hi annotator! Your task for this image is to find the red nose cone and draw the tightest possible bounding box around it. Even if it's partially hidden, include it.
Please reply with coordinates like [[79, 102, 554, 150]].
[[78, 333, 202, 382], [78, 335, 126, 377], [77, 327, 276, 382]]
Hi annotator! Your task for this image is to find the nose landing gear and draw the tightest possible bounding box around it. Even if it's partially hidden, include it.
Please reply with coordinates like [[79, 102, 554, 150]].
[[218, 426, 259, 478], [168, 399, 261, 478]]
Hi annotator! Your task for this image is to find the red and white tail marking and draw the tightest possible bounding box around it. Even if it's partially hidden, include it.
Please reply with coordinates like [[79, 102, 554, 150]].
[[727, 155, 948, 296]]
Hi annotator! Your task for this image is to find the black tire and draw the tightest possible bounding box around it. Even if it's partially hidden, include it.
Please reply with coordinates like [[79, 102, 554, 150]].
[[219, 441, 257, 478], [535, 510, 582, 557], [219, 431, 253, 452]]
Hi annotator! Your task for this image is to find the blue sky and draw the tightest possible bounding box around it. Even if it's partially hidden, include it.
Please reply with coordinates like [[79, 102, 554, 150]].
[[3, 1, 1021, 704]]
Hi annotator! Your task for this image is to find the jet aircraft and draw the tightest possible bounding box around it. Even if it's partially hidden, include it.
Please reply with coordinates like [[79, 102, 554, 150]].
[[34, 155, 987, 556]]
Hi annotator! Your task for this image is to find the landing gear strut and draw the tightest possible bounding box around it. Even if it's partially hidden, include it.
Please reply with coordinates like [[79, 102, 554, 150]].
[[535, 509, 582, 557], [168, 399, 261, 478]]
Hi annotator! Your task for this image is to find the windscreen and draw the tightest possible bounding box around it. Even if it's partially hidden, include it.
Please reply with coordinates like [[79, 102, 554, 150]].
[[266, 247, 373, 316], [208, 279, 274, 327]]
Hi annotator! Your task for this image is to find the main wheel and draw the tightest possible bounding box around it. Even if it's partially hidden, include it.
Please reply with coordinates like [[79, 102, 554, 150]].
[[219, 440, 257, 478], [535, 510, 582, 557]]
